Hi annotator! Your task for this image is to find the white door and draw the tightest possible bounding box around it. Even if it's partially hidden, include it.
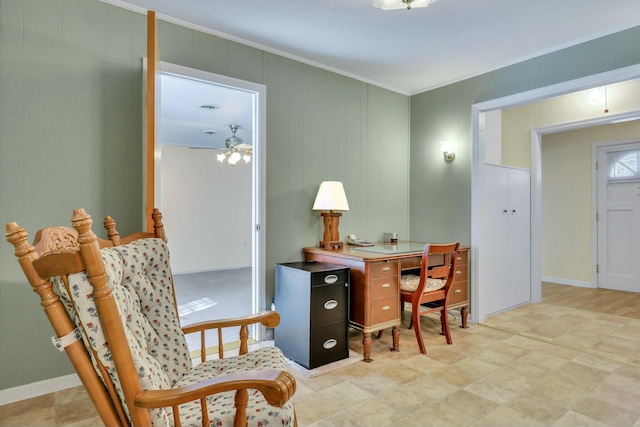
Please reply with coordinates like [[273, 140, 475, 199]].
[[481, 165, 531, 316], [597, 142, 640, 292]]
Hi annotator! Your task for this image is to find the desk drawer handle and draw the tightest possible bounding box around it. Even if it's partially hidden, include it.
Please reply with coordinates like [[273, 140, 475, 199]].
[[324, 274, 338, 284], [324, 300, 338, 310], [456, 270, 462, 276], [456, 256, 462, 261], [381, 267, 391, 272], [381, 305, 390, 312], [454, 289, 461, 294], [381, 283, 391, 290], [323, 339, 337, 350]]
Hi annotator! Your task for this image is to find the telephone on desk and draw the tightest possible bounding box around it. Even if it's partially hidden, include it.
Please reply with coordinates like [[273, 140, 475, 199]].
[[347, 234, 374, 247]]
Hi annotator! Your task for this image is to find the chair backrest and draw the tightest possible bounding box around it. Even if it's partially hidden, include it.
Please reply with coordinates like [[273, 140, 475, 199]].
[[5, 208, 175, 427], [417, 242, 461, 296]]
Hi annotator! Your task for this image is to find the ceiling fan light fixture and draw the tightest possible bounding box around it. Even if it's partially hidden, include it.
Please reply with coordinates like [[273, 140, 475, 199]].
[[373, 0, 435, 10], [225, 124, 244, 147], [217, 125, 252, 166]]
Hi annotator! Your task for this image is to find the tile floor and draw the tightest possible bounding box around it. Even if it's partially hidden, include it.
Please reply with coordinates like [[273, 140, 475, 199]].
[[2, 282, 640, 426]]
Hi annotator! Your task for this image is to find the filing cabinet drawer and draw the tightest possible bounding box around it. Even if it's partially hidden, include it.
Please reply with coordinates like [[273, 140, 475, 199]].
[[310, 268, 349, 287], [308, 321, 349, 369], [371, 296, 399, 324], [372, 276, 398, 299], [449, 280, 467, 305], [371, 260, 398, 278], [311, 282, 349, 327]]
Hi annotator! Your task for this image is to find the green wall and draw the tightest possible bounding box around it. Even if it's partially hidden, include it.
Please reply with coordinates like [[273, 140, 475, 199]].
[[0, 0, 409, 389]]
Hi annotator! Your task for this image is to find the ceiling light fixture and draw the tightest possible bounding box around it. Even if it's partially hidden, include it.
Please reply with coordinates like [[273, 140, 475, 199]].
[[198, 103, 220, 110], [373, 0, 436, 10], [216, 125, 252, 166]]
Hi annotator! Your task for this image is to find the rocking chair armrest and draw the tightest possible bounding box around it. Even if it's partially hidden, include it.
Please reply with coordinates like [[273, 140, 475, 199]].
[[181, 310, 280, 335], [134, 369, 296, 409]]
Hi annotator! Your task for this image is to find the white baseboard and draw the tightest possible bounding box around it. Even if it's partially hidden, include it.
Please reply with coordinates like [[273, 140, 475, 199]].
[[542, 276, 594, 288], [172, 265, 252, 275], [0, 374, 81, 406]]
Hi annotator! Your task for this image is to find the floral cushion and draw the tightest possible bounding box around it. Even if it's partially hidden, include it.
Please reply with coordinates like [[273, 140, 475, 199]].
[[174, 346, 295, 427], [400, 274, 445, 292], [52, 238, 295, 427]]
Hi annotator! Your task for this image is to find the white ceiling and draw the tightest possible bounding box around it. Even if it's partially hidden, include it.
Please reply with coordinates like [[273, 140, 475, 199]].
[[159, 74, 254, 149], [108, 0, 640, 95]]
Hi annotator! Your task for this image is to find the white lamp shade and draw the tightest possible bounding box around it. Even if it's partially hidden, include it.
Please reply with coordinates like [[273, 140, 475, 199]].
[[312, 181, 350, 211], [373, 0, 436, 10]]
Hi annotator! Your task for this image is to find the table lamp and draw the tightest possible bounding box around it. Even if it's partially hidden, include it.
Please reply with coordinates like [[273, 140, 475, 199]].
[[312, 181, 350, 250]]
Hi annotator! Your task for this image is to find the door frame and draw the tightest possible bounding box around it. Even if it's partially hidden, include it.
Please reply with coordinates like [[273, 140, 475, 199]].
[[471, 64, 640, 323], [151, 61, 268, 340]]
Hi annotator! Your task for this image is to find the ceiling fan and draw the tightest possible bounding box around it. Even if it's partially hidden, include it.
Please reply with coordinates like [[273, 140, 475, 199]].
[[217, 125, 252, 166]]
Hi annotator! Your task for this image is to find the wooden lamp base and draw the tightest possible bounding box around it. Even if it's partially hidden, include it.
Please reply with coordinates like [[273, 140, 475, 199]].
[[318, 211, 343, 250]]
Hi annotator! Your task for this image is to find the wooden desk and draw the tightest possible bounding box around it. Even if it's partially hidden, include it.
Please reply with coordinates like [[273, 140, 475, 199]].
[[303, 242, 469, 362]]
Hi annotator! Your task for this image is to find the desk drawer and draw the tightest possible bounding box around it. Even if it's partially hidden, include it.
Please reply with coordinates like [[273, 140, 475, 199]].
[[455, 250, 468, 266], [371, 260, 398, 278], [453, 264, 467, 284], [371, 296, 399, 324], [449, 280, 467, 304], [372, 276, 398, 299], [401, 256, 422, 271]]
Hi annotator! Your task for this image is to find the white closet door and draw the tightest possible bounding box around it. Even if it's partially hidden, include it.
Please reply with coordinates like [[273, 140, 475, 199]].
[[481, 165, 531, 317]]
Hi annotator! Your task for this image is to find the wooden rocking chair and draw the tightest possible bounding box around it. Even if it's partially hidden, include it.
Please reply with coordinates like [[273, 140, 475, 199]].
[[5, 208, 296, 427]]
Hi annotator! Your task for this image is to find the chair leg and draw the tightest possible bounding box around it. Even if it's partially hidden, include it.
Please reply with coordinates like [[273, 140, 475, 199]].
[[412, 304, 427, 354], [440, 307, 452, 345]]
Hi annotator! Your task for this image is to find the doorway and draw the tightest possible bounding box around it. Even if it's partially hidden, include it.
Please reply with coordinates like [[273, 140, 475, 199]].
[[596, 141, 640, 292], [471, 64, 640, 323], [152, 62, 267, 343]]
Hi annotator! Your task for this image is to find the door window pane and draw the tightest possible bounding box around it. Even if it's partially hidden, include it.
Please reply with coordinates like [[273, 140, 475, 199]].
[[608, 149, 640, 183]]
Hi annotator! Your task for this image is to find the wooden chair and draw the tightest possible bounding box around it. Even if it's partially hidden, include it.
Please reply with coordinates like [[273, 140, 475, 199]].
[[399, 242, 460, 354], [5, 208, 296, 427]]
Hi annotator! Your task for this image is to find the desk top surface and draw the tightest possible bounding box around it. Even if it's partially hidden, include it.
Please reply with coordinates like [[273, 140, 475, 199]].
[[303, 241, 469, 261]]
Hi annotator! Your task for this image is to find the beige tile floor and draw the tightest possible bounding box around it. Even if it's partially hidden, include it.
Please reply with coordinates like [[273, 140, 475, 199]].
[[3, 282, 640, 427]]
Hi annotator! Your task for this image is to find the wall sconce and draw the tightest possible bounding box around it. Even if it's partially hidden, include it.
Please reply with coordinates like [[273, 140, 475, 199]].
[[441, 141, 455, 162], [312, 181, 349, 250]]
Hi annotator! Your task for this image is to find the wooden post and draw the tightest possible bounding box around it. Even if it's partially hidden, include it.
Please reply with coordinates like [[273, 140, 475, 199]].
[[145, 10, 158, 232]]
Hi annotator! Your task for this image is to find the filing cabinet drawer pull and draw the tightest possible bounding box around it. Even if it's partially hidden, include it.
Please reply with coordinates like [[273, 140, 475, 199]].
[[456, 256, 462, 262], [456, 270, 462, 276], [324, 300, 338, 310], [324, 274, 338, 284], [381, 305, 390, 312], [323, 339, 338, 349], [381, 267, 391, 272], [454, 289, 461, 294], [381, 283, 391, 290]]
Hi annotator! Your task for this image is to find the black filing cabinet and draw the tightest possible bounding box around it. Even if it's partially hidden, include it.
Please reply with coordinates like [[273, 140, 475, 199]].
[[275, 262, 350, 369]]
